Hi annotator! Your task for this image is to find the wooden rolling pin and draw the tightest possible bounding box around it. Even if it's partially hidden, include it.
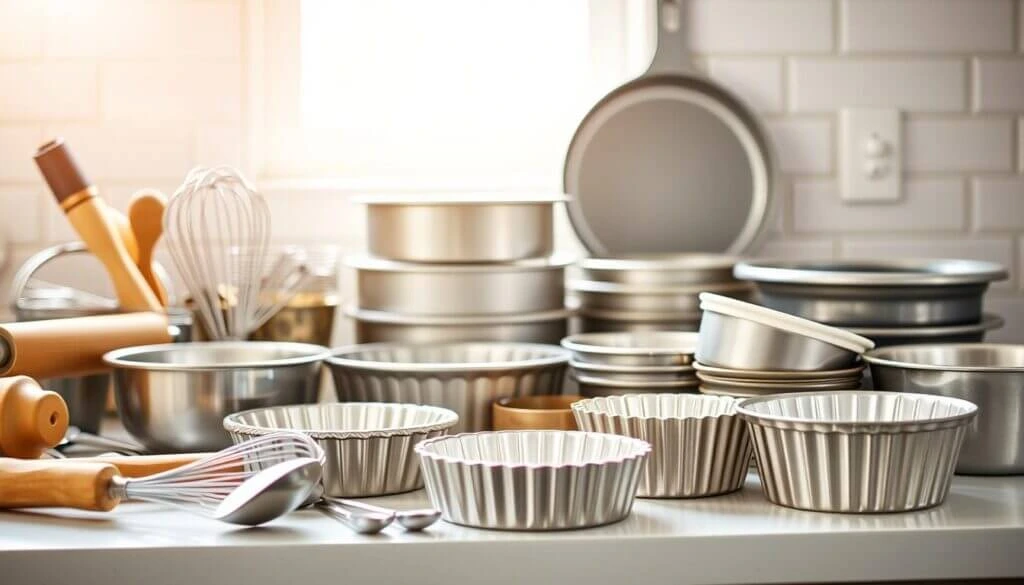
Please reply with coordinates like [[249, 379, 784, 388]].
[[0, 312, 172, 380], [0, 376, 68, 459], [34, 138, 162, 312]]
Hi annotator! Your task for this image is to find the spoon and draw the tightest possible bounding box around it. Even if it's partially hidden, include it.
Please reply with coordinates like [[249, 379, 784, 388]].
[[127, 189, 169, 306], [215, 458, 322, 526], [327, 497, 441, 531], [314, 499, 394, 534]]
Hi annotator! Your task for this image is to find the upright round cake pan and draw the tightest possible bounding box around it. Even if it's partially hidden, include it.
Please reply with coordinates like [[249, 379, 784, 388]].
[[570, 360, 694, 383], [416, 430, 650, 530], [223, 403, 458, 497], [578, 254, 739, 286], [734, 259, 1008, 327], [573, 394, 751, 498], [326, 342, 569, 432], [573, 373, 699, 397], [346, 306, 571, 345], [577, 312, 701, 334], [355, 194, 566, 263], [561, 331, 699, 367], [569, 279, 750, 313], [737, 391, 977, 513], [350, 254, 571, 316], [848, 314, 1004, 347]]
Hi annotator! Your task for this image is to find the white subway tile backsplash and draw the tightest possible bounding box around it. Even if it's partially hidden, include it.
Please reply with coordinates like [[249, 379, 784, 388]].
[[0, 0, 43, 58], [706, 59, 783, 113], [793, 179, 964, 233], [766, 119, 833, 174], [0, 64, 97, 121], [974, 178, 1024, 230], [790, 59, 966, 112], [843, 0, 1014, 53], [841, 236, 1015, 289], [101, 63, 242, 123], [195, 126, 245, 171], [753, 237, 835, 260], [975, 59, 1024, 112], [0, 126, 44, 182], [0, 188, 42, 244], [905, 117, 1014, 172], [43, 124, 194, 180], [45, 0, 241, 59], [686, 0, 833, 53]]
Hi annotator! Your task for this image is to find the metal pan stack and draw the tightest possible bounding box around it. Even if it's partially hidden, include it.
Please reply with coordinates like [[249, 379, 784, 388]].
[[561, 331, 700, 397], [568, 255, 752, 333], [346, 195, 572, 344], [734, 259, 1008, 347]]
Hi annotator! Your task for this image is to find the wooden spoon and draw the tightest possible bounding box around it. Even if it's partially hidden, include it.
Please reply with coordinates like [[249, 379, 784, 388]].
[[127, 189, 169, 306]]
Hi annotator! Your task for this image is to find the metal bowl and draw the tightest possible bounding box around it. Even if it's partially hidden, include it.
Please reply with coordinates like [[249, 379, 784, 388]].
[[326, 342, 570, 432], [347, 306, 571, 344], [356, 194, 565, 263], [734, 259, 1008, 327], [350, 254, 571, 316], [224, 403, 459, 497], [696, 293, 874, 371], [416, 430, 650, 530], [848, 314, 1004, 347], [103, 342, 330, 452], [738, 391, 977, 513], [864, 344, 1024, 475], [561, 331, 698, 367], [569, 279, 750, 313], [573, 373, 699, 397], [573, 394, 751, 498], [570, 360, 695, 383], [578, 254, 739, 286]]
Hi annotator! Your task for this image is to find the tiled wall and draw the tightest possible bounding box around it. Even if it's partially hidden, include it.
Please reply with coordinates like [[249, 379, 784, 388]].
[[0, 0, 1021, 341]]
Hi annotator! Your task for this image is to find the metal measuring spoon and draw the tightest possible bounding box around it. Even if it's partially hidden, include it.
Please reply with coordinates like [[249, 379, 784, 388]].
[[328, 498, 440, 532], [214, 458, 322, 526], [314, 499, 394, 534]]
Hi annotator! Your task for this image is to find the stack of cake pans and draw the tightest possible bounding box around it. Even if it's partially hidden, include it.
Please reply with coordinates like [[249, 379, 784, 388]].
[[561, 331, 700, 397], [734, 259, 1008, 347], [346, 195, 573, 343], [569, 255, 752, 333]]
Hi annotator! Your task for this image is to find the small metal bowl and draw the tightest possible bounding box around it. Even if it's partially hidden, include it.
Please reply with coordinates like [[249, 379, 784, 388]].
[[416, 430, 650, 530], [864, 343, 1024, 475], [561, 331, 698, 367], [224, 402, 459, 497], [573, 373, 700, 397], [570, 360, 694, 383], [697, 293, 874, 371], [327, 342, 570, 432], [573, 394, 751, 498], [103, 341, 331, 452], [737, 391, 977, 513]]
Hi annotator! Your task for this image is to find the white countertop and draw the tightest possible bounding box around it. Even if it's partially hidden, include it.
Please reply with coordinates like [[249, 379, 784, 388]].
[[2, 473, 1022, 585]]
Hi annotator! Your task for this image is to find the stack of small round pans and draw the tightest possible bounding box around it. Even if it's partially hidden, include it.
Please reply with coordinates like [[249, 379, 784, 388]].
[[693, 293, 874, 398], [561, 331, 700, 397], [568, 255, 752, 333]]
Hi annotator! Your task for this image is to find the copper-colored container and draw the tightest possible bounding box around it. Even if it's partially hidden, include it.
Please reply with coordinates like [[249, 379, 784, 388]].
[[249, 292, 339, 346], [492, 395, 584, 431]]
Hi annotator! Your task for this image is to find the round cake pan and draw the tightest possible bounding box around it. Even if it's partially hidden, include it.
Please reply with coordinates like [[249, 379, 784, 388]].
[[350, 254, 571, 316], [561, 331, 698, 367], [848, 314, 1004, 348], [696, 373, 863, 392], [693, 361, 865, 381], [347, 306, 570, 345], [571, 360, 695, 383], [735, 259, 1008, 327], [569, 279, 750, 313], [573, 373, 700, 398], [356, 194, 566, 263], [579, 254, 739, 286]]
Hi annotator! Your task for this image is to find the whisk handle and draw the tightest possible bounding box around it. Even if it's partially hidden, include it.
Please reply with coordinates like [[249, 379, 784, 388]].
[[0, 458, 120, 511]]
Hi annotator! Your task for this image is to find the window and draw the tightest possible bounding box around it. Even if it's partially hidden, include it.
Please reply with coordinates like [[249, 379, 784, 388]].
[[251, 0, 652, 188]]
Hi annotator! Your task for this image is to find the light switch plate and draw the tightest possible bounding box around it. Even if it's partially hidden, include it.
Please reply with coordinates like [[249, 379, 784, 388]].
[[841, 108, 902, 202]]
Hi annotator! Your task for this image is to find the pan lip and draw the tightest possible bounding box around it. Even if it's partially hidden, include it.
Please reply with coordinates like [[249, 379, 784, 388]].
[[344, 305, 573, 325], [326, 341, 571, 372], [567, 279, 751, 295], [346, 252, 575, 273], [352, 193, 569, 206], [579, 253, 740, 271], [848, 314, 1004, 338], [223, 402, 461, 439], [734, 258, 1009, 286], [102, 341, 331, 370], [563, 74, 774, 256], [561, 331, 698, 356], [862, 342, 1024, 373]]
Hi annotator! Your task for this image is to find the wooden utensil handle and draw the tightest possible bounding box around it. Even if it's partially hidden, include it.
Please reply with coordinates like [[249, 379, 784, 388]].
[[0, 458, 120, 511], [73, 453, 210, 477], [0, 312, 172, 379], [0, 376, 68, 459]]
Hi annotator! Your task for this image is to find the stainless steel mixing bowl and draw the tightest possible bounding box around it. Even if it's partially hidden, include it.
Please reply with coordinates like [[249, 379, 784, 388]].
[[104, 341, 330, 452], [864, 343, 1024, 475]]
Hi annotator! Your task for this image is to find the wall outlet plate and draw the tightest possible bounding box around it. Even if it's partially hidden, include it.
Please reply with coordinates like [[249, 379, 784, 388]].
[[841, 108, 902, 202]]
